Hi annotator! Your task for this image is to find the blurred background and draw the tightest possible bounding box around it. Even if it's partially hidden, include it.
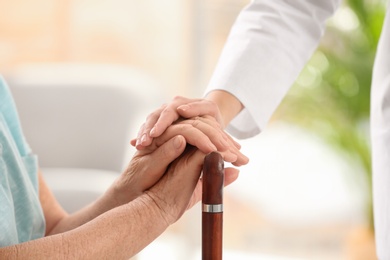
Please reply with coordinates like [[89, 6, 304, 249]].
[[0, 0, 387, 259]]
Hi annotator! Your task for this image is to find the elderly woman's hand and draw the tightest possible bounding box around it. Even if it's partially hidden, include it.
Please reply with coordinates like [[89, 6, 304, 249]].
[[143, 146, 239, 226], [110, 115, 247, 207]]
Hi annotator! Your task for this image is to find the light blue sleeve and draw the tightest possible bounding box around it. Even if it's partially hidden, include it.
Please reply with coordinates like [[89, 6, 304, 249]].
[[0, 76, 32, 157], [0, 76, 45, 246]]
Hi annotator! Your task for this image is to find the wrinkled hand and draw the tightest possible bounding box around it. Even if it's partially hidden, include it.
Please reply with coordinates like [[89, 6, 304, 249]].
[[112, 115, 247, 206], [109, 135, 187, 206], [144, 146, 239, 225]]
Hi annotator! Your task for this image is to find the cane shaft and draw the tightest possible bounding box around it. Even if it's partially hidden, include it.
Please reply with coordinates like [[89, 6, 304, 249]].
[[202, 152, 224, 260], [202, 213, 222, 260]]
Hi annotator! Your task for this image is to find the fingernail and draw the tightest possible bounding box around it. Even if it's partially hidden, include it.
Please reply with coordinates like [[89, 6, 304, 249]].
[[150, 127, 156, 136], [210, 143, 217, 151], [140, 134, 147, 145], [135, 138, 141, 147], [173, 136, 182, 149], [178, 105, 190, 111]]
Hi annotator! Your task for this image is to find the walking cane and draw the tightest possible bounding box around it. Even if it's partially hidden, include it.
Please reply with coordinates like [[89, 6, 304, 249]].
[[202, 152, 224, 260]]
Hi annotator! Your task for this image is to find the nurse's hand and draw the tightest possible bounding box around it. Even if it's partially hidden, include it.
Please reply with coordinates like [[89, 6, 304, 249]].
[[131, 114, 249, 166], [134, 96, 224, 149], [131, 97, 249, 166]]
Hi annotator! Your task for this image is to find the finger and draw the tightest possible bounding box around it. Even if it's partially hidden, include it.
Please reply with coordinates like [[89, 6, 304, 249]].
[[136, 105, 166, 148], [228, 147, 249, 166], [230, 152, 249, 166], [177, 118, 239, 163], [178, 102, 242, 150], [134, 122, 146, 148], [181, 116, 248, 164], [224, 133, 241, 149], [154, 117, 248, 164], [189, 115, 242, 149], [154, 124, 218, 155], [223, 167, 240, 186], [149, 107, 180, 138], [148, 135, 186, 171], [171, 149, 205, 202], [137, 135, 187, 191], [149, 96, 203, 138], [177, 100, 223, 125], [147, 148, 205, 224], [184, 117, 229, 150], [198, 115, 242, 150], [185, 115, 242, 152]]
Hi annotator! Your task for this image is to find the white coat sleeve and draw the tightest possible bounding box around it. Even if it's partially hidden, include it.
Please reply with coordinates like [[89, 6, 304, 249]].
[[371, 5, 390, 260], [205, 0, 341, 139]]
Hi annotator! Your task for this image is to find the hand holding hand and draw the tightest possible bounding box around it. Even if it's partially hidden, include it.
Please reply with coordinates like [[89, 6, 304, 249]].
[[134, 96, 224, 149], [110, 113, 247, 208], [131, 95, 249, 166], [131, 115, 248, 166]]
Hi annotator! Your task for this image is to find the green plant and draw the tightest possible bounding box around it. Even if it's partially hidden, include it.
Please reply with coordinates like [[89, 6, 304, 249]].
[[273, 0, 386, 228]]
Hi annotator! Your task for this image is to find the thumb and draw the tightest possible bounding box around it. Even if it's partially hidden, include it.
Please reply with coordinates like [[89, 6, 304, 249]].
[[131, 135, 187, 194], [146, 135, 186, 174]]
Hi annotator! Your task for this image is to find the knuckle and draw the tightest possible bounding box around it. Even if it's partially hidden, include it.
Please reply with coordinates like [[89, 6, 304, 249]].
[[161, 106, 175, 115], [145, 113, 154, 121], [172, 95, 182, 101], [172, 95, 186, 103], [176, 124, 190, 132], [191, 118, 200, 128]]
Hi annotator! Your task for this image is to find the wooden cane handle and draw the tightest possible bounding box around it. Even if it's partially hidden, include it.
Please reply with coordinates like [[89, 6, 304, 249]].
[[202, 152, 224, 260]]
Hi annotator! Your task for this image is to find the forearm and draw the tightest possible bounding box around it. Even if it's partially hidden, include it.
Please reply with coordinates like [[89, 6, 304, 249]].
[[40, 170, 130, 236], [1, 194, 169, 259], [43, 135, 189, 236], [205, 90, 243, 128], [46, 186, 123, 235]]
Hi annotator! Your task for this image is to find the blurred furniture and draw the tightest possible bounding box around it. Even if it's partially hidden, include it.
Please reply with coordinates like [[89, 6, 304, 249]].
[[7, 63, 166, 213]]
